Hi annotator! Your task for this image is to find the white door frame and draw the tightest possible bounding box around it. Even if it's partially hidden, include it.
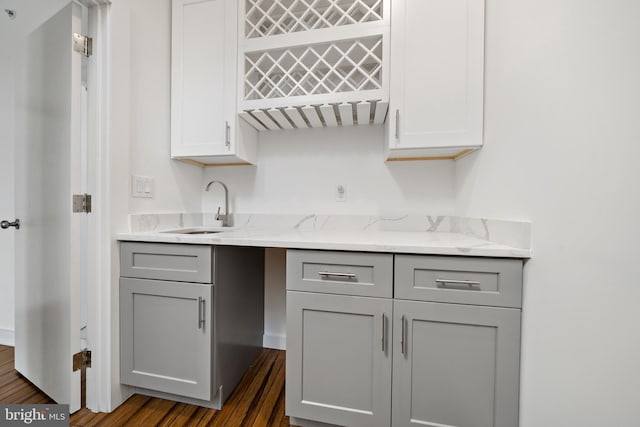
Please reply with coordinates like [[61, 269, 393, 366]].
[[81, 0, 112, 412]]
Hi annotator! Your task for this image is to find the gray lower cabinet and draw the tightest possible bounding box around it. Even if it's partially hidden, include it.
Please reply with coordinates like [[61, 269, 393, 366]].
[[392, 300, 521, 427], [286, 291, 392, 427], [120, 242, 265, 408], [286, 250, 523, 427], [120, 278, 213, 400]]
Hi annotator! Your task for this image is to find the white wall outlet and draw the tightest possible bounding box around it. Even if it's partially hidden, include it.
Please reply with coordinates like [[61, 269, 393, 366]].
[[131, 175, 154, 198], [336, 184, 347, 202]]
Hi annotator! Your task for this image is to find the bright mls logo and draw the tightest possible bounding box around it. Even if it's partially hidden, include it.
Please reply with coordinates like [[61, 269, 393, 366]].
[[0, 405, 69, 426]]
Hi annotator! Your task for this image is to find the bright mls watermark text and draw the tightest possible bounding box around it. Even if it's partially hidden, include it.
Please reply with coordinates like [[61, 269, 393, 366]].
[[1, 405, 69, 426]]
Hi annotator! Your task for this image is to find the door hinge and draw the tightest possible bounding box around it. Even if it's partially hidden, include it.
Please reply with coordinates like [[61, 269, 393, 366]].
[[73, 194, 92, 213], [72, 350, 92, 372], [72, 33, 92, 57]]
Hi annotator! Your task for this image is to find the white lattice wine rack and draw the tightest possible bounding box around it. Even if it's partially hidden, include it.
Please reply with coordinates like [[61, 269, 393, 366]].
[[245, 0, 384, 38], [239, 0, 390, 130], [244, 36, 384, 100]]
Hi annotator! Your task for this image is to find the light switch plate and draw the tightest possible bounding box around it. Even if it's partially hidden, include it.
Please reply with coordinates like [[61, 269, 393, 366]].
[[131, 175, 153, 198]]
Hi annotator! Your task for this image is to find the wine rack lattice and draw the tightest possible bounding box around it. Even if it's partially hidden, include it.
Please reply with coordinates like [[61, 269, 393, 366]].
[[245, 0, 384, 38], [244, 36, 383, 101]]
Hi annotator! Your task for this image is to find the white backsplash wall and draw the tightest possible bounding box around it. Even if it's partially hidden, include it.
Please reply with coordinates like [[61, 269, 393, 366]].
[[456, 1, 640, 426], [202, 125, 456, 217]]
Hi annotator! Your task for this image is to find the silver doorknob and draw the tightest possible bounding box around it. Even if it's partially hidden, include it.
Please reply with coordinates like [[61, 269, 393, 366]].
[[1, 219, 20, 230]]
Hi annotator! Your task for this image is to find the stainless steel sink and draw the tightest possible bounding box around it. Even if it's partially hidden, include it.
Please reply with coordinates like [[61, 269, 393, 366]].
[[179, 230, 221, 235], [160, 227, 234, 235]]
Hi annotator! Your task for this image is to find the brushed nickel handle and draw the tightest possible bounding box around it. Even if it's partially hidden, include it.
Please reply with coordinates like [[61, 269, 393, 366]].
[[435, 278, 481, 287], [381, 313, 387, 352], [395, 109, 400, 139], [401, 315, 406, 355], [198, 297, 205, 329], [318, 271, 356, 279], [1, 219, 20, 230], [225, 121, 231, 149]]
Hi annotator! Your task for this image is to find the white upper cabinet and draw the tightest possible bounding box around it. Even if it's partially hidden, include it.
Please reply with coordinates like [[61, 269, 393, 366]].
[[171, 0, 487, 163], [238, 0, 391, 130], [386, 0, 486, 161], [171, 0, 257, 166]]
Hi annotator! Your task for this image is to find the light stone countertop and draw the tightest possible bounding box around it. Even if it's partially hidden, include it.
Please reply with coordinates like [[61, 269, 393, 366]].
[[117, 215, 531, 258]]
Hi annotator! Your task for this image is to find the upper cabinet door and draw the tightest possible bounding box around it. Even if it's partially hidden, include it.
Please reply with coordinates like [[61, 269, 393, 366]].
[[387, 0, 485, 160], [171, 0, 257, 166]]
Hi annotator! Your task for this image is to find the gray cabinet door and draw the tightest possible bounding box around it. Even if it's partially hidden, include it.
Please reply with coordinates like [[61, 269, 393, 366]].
[[392, 300, 521, 427], [120, 278, 213, 400], [286, 291, 392, 427]]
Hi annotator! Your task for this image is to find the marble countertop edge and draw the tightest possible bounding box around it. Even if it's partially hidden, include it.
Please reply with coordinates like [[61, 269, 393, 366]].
[[116, 229, 531, 259]]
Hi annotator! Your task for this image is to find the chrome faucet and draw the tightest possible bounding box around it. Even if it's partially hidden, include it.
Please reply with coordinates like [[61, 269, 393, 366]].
[[205, 180, 230, 226]]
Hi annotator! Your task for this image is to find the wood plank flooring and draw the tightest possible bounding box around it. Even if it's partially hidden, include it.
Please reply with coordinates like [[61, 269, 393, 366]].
[[0, 345, 291, 426]]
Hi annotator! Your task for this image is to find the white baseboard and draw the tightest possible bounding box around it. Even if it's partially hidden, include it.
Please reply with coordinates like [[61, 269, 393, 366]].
[[0, 328, 15, 346], [263, 333, 286, 350]]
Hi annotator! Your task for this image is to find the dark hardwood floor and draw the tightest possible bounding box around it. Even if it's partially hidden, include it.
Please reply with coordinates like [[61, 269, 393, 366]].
[[0, 345, 291, 426]]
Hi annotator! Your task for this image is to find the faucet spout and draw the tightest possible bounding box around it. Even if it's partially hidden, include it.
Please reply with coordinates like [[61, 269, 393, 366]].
[[205, 180, 230, 226]]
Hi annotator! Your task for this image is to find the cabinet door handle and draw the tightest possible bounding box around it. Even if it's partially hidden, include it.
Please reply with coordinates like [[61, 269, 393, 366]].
[[318, 271, 356, 279], [381, 313, 387, 352], [395, 109, 400, 139], [198, 297, 205, 329], [435, 278, 481, 287], [225, 121, 231, 149], [400, 315, 406, 355]]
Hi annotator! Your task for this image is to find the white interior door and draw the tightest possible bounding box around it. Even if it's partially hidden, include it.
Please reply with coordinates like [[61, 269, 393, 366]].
[[13, 2, 84, 413], [0, 46, 17, 346]]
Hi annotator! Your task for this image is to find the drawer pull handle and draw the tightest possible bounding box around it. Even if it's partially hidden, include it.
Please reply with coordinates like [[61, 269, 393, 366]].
[[435, 278, 481, 287], [198, 297, 205, 329], [318, 271, 356, 279]]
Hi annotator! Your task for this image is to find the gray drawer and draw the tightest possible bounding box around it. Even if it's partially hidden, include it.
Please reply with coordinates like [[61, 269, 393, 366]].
[[287, 250, 393, 298], [120, 242, 212, 283], [395, 255, 523, 308]]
